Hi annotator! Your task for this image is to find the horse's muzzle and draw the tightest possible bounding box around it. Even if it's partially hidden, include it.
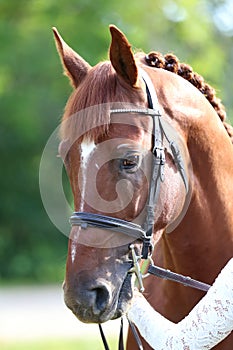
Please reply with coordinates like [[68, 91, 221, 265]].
[[63, 270, 132, 323], [64, 279, 113, 323]]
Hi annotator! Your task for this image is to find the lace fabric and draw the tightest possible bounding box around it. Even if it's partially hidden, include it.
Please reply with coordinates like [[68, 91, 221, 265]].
[[127, 258, 233, 350]]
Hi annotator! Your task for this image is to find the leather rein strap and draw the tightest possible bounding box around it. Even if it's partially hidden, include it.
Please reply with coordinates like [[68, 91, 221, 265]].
[[99, 318, 132, 350], [148, 264, 210, 292], [98, 318, 144, 350]]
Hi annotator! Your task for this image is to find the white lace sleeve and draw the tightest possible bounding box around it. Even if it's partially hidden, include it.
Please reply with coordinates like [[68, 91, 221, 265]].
[[127, 258, 233, 350]]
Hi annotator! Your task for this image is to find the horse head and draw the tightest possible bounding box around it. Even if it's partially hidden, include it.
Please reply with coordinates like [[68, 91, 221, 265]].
[[53, 25, 208, 324]]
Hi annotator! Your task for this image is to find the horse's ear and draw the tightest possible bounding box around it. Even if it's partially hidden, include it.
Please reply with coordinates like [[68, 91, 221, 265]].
[[52, 27, 91, 88], [109, 25, 138, 87]]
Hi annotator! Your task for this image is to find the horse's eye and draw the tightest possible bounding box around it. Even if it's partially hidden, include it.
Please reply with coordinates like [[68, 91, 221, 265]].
[[120, 154, 140, 173]]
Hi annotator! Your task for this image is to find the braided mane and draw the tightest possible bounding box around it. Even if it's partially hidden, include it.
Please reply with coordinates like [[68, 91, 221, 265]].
[[145, 52, 233, 143]]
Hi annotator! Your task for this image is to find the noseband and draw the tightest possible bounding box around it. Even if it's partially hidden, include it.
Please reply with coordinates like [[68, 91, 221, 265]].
[[70, 69, 188, 260]]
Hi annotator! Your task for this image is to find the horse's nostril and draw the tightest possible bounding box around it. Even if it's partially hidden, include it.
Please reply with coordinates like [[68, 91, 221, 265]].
[[91, 284, 111, 315]]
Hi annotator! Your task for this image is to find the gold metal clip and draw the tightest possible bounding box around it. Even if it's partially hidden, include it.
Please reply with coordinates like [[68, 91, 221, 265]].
[[128, 244, 145, 293]]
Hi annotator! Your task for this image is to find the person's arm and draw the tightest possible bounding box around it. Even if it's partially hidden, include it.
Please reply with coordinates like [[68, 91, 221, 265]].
[[127, 258, 233, 350]]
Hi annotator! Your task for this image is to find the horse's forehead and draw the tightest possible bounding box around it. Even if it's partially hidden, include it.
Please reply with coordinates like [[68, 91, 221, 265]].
[[67, 117, 152, 173], [77, 123, 151, 159], [70, 113, 153, 149], [107, 116, 152, 140]]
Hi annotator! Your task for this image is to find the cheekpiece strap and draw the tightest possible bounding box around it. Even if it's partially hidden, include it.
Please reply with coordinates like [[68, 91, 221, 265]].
[[139, 69, 165, 259]]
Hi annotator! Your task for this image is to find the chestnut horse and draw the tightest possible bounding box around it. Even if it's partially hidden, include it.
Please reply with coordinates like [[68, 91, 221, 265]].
[[53, 25, 233, 349]]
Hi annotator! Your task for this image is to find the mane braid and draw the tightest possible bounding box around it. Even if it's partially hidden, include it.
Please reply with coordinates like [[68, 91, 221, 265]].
[[145, 52, 233, 143]]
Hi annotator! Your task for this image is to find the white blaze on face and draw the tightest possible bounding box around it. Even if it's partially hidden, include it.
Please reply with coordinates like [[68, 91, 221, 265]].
[[79, 140, 96, 211], [70, 140, 96, 264]]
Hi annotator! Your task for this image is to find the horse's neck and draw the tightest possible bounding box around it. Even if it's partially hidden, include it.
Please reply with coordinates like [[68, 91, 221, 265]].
[[172, 116, 233, 270], [150, 113, 233, 321]]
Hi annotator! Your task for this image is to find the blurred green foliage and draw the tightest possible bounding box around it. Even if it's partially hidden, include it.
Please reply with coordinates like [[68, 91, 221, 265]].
[[0, 0, 232, 282]]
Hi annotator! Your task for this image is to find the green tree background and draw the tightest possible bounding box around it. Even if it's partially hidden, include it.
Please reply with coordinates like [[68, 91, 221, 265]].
[[0, 0, 232, 283]]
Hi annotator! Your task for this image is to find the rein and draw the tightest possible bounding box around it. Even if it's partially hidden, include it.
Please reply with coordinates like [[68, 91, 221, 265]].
[[70, 69, 211, 349]]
